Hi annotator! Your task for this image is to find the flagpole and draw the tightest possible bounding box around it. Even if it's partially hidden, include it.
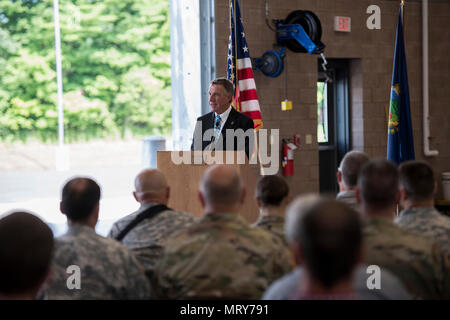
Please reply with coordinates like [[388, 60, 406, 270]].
[[53, 0, 69, 170], [233, 0, 240, 112], [401, 0, 404, 22]]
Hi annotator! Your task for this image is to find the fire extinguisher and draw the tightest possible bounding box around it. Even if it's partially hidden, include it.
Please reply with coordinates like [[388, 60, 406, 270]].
[[282, 139, 297, 176]]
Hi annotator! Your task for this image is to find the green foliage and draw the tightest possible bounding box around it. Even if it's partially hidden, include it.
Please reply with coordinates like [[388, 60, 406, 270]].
[[63, 90, 118, 142], [317, 82, 327, 143], [0, 0, 171, 143], [113, 67, 171, 138]]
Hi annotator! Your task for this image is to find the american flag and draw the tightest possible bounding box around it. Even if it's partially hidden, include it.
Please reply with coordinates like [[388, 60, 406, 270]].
[[227, 0, 263, 130]]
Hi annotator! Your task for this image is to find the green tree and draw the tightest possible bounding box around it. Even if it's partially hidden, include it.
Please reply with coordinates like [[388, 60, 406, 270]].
[[114, 67, 171, 137], [0, 0, 171, 142]]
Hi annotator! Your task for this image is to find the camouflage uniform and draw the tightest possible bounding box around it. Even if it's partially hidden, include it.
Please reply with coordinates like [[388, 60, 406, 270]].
[[363, 217, 450, 300], [47, 225, 150, 300], [108, 202, 196, 275], [151, 212, 294, 299], [252, 215, 286, 243], [395, 207, 450, 256], [336, 190, 360, 211]]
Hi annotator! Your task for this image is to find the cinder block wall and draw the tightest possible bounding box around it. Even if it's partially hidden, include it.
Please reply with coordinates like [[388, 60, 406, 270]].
[[215, 0, 450, 198]]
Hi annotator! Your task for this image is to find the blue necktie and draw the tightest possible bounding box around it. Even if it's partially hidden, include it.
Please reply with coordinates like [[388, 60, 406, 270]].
[[214, 115, 222, 142]]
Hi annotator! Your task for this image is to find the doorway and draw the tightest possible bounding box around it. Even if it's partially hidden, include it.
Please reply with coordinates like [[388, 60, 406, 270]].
[[318, 59, 351, 194]]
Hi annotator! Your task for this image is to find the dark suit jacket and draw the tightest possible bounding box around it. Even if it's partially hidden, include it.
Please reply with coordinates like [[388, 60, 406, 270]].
[[191, 107, 254, 158]]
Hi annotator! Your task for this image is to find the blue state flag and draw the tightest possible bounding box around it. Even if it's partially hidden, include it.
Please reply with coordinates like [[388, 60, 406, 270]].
[[387, 7, 415, 165]]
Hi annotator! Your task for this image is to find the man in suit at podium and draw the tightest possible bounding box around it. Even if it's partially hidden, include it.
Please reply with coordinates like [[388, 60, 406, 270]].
[[191, 78, 254, 159]]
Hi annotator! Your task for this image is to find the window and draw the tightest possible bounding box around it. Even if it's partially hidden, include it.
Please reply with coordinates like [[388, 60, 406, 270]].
[[317, 81, 329, 143]]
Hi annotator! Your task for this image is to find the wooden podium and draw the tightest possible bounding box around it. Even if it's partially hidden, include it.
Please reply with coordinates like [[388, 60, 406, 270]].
[[157, 151, 261, 223]]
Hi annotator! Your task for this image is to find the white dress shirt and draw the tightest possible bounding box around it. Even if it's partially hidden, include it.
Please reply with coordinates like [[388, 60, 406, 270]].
[[215, 105, 232, 134]]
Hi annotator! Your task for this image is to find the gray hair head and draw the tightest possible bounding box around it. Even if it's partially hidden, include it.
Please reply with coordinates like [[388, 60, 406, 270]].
[[210, 78, 234, 97], [338, 151, 370, 188]]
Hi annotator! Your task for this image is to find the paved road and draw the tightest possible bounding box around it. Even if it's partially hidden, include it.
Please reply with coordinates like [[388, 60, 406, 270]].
[[0, 139, 159, 235], [0, 166, 143, 236]]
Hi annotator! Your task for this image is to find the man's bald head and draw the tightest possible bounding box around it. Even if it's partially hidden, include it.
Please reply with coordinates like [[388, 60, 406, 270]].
[[200, 165, 244, 210], [134, 169, 169, 203]]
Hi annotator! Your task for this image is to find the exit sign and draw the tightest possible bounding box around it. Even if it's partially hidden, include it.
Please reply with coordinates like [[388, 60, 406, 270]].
[[334, 16, 351, 32]]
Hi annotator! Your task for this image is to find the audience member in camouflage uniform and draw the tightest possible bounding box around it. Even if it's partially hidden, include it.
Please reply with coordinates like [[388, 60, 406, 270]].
[[356, 160, 450, 299], [0, 211, 53, 300], [252, 175, 290, 242], [395, 161, 450, 256], [47, 177, 150, 300], [336, 150, 369, 211], [151, 165, 293, 299], [108, 169, 196, 276]]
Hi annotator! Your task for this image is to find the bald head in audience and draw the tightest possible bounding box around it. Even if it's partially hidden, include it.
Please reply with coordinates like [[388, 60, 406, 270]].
[[133, 169, 170, 205], [0, 211, 53, 300], [199, 165, 245, 214]]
